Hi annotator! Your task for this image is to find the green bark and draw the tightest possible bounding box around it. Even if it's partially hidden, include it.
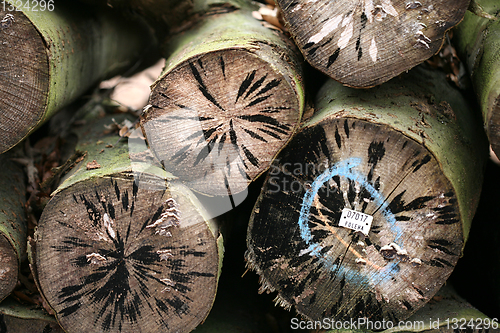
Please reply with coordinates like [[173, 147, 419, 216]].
[[0, 296, 64, 332], [0, 1, 156, 153], [141, 1, 305, 196], [0, 154, 26, 302], [246, 65, 487, 323], [454, 0, 500, 158], [157, 1, 300, 79], [33, 114, 223, 333]]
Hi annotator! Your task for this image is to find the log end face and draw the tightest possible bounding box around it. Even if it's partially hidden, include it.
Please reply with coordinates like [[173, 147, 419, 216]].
[[35, 177, 220, 333], [0, 8, 49, 153], [277, 0, 469, 87], [247, 118, 464, 323], [142, 49, 301, 195]]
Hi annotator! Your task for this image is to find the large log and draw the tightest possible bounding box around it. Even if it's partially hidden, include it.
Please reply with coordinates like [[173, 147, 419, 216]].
[[246, 65, 487, 323], [0, 155, 26, 303], [0, 1, 155, 153], [140, 1, 305, 196], [453, 0, 500, 159], [33, 114, 223, 333], [275, 0, 470, 88]]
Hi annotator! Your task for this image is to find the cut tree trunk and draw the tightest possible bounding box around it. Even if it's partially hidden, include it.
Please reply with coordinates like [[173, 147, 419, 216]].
[[453, 0, 500, 159], [33, 114, 223, 333], [140, 1, 305, 196], [0, 155, 26, 303], [246, 65, 487, 323], [275, 0, 470, 88], [0, 296, 64, 333], [0, 1, 155, 154]]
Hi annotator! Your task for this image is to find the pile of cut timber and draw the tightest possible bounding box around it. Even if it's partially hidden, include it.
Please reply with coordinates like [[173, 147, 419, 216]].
[[0, 0, 498, 332]]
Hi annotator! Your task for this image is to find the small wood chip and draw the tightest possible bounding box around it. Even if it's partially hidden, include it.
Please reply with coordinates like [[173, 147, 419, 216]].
[[86, 160, 101, 170], [75, 155, 86, 164], [86, 253, 107, 265]]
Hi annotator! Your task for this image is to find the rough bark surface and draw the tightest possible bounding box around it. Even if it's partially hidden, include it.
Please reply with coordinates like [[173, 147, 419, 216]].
[[141, 4, 304, 196], [246, 65, 487, 323], [276, 0, 470, 88]]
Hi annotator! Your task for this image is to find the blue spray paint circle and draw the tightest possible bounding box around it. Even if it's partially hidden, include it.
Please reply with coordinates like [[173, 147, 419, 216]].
[[297, 157, 403, 284]]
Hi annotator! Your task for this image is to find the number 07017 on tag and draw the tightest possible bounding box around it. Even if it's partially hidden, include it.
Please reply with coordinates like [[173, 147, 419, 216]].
[[339, 208, 373, 235]]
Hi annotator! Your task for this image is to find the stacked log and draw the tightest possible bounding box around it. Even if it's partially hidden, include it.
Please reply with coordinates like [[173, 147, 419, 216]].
[[0, 1, 155, 153], [454, 0, 500, 159], [140, 1, 305, 196], [275, 0, 470, 87], [246, 64, 488, 323], [0, 0, 496, 332], [0, 155, 26, 303], [32, 114, 223, 333]]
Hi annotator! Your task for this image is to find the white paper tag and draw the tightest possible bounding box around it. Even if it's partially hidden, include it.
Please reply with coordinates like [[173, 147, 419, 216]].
[[339, 208, 373, 235]]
